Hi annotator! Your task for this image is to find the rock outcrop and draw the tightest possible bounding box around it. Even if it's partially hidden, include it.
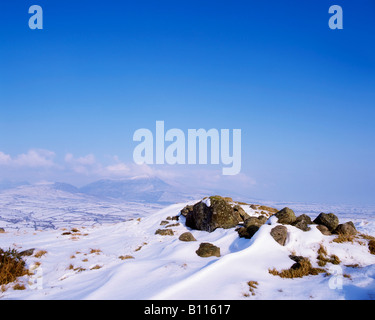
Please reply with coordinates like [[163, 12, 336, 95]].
[[313, 213, 339, 232], [185, 196, 241, 232]]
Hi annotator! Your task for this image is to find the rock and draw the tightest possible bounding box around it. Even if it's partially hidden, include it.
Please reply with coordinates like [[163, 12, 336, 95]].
[[0, 228, 5, 233], [334, 221, 357, 236], [160, 220, 169, 226], [167, 216, 179, 221], [18, 248, 35, 257], [237, 216, 268, 239], [237, 225, 260, 239], [155, 229, 174, 236], [275, 207, 297, 225], [185, 196, 241, 232], [316, 225, 331, 235], [179, 232, 197, 242], [292, 214, 312, 231], [180, 205, 194, 217], [270, 225, 288, 246], [289, 256, 311, 270], [369, 240, 375, 255], [196, 243, 220, 257], [165, 223, 180, 228], [233, 205, 250, 222], [313, 213, 339, 231], [243, 216, 267, 228]]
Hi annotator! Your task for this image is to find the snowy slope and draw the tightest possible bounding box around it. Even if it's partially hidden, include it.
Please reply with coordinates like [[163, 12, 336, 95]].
[[0, 183, 162, 231], [0, 199, 375, 300]]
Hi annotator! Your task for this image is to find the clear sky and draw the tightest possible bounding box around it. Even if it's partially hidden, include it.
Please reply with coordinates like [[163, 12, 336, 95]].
[[1, 0, 375, 204]]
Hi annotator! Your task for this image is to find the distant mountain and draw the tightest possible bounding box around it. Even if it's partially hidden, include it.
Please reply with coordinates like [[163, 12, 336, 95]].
[[53, 182, 80, 194], [79, 176, 203, 204]]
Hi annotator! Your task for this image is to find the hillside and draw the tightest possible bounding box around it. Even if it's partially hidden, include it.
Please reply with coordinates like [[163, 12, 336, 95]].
[[1, 196, 374, 300]]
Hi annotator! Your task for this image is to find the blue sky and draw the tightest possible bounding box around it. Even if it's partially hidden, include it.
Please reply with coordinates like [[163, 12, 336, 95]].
[[1, 0, 375, 204]]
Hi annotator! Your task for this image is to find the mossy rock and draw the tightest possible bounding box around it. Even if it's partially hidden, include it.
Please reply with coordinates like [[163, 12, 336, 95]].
[[179, 232, 197, 242], [314, 213, 339, 232], [185, 196, 240, 232], [196, 243, 220, 258], [275, 207, 297, 225], [155, 229, 174, 236]]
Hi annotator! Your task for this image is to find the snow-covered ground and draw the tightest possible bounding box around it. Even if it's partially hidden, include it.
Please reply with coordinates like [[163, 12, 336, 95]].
[[0, 185, 375, 300]]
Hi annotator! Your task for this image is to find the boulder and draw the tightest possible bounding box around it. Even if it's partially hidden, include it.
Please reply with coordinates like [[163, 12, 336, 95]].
[[270, 225, 288, 246], [292, 214, 312, 231], [334, 221, 357, 236], [0, 228, 5, 233], [233, 205, 250, 222], [196, 243, 220, 258], [185, 196, 241, 232], [313, 213, 339, 232], [275, 207, 297, 225], [180, 205, 194, 217], [179, 232, 197, 242], [237, 216, 267, 239], [316, 224, 331, 236]]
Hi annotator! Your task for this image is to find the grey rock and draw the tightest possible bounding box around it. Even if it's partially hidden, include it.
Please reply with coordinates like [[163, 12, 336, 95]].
[[185, 196, 240, 232], [270, 225, 288, 246], [275, 207, 296, 225], [196, 243, 220, 257], [316, 224, 331, 235], [334, 221, 357, 236], [313, 213, 339, 231], [292, 214, 312, 231], [155, 229, 174, 236], [179, 232, 197, 242]]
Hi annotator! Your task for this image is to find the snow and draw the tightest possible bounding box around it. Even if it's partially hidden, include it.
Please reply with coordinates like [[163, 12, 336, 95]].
[[0, 187, 375, 300]]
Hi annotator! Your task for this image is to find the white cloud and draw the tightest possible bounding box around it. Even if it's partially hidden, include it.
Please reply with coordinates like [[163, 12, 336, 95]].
[[0, 152, 11, 165], [0, 149, 56, 168], [14, 149, 56, 168]]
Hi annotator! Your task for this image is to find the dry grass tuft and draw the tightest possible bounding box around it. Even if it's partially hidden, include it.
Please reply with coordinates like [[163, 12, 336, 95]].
[[90, 265, 102, 270], [13, 283, 26, 290], [119, 255, 135, 260], [269, 257, 325, 278], [247, 281, 259, 296], [317, 244, 341, 266], [34, 250, 47, 258], [333, 233, 355, 243], [0, 248, 29, 286]]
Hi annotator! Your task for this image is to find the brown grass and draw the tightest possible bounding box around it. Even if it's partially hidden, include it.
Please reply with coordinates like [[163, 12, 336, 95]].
[[333, 234, 355, 243], [90, 265, 102, 270], [34, 250, 47, 258], [0, 248, 29, 286], [269, 258, 325, 278], [13, 283, 26, 290], [317, 244, 341, 266], [119, 255, 135, 260], [247, 281, 259, 296], [90, 249, 102, 254]]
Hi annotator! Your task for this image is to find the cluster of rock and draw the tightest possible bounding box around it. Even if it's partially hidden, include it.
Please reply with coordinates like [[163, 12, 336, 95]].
[[181, 196, 277, 233], [156, 195, 366, 258], [273, 207, 357, 237]]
